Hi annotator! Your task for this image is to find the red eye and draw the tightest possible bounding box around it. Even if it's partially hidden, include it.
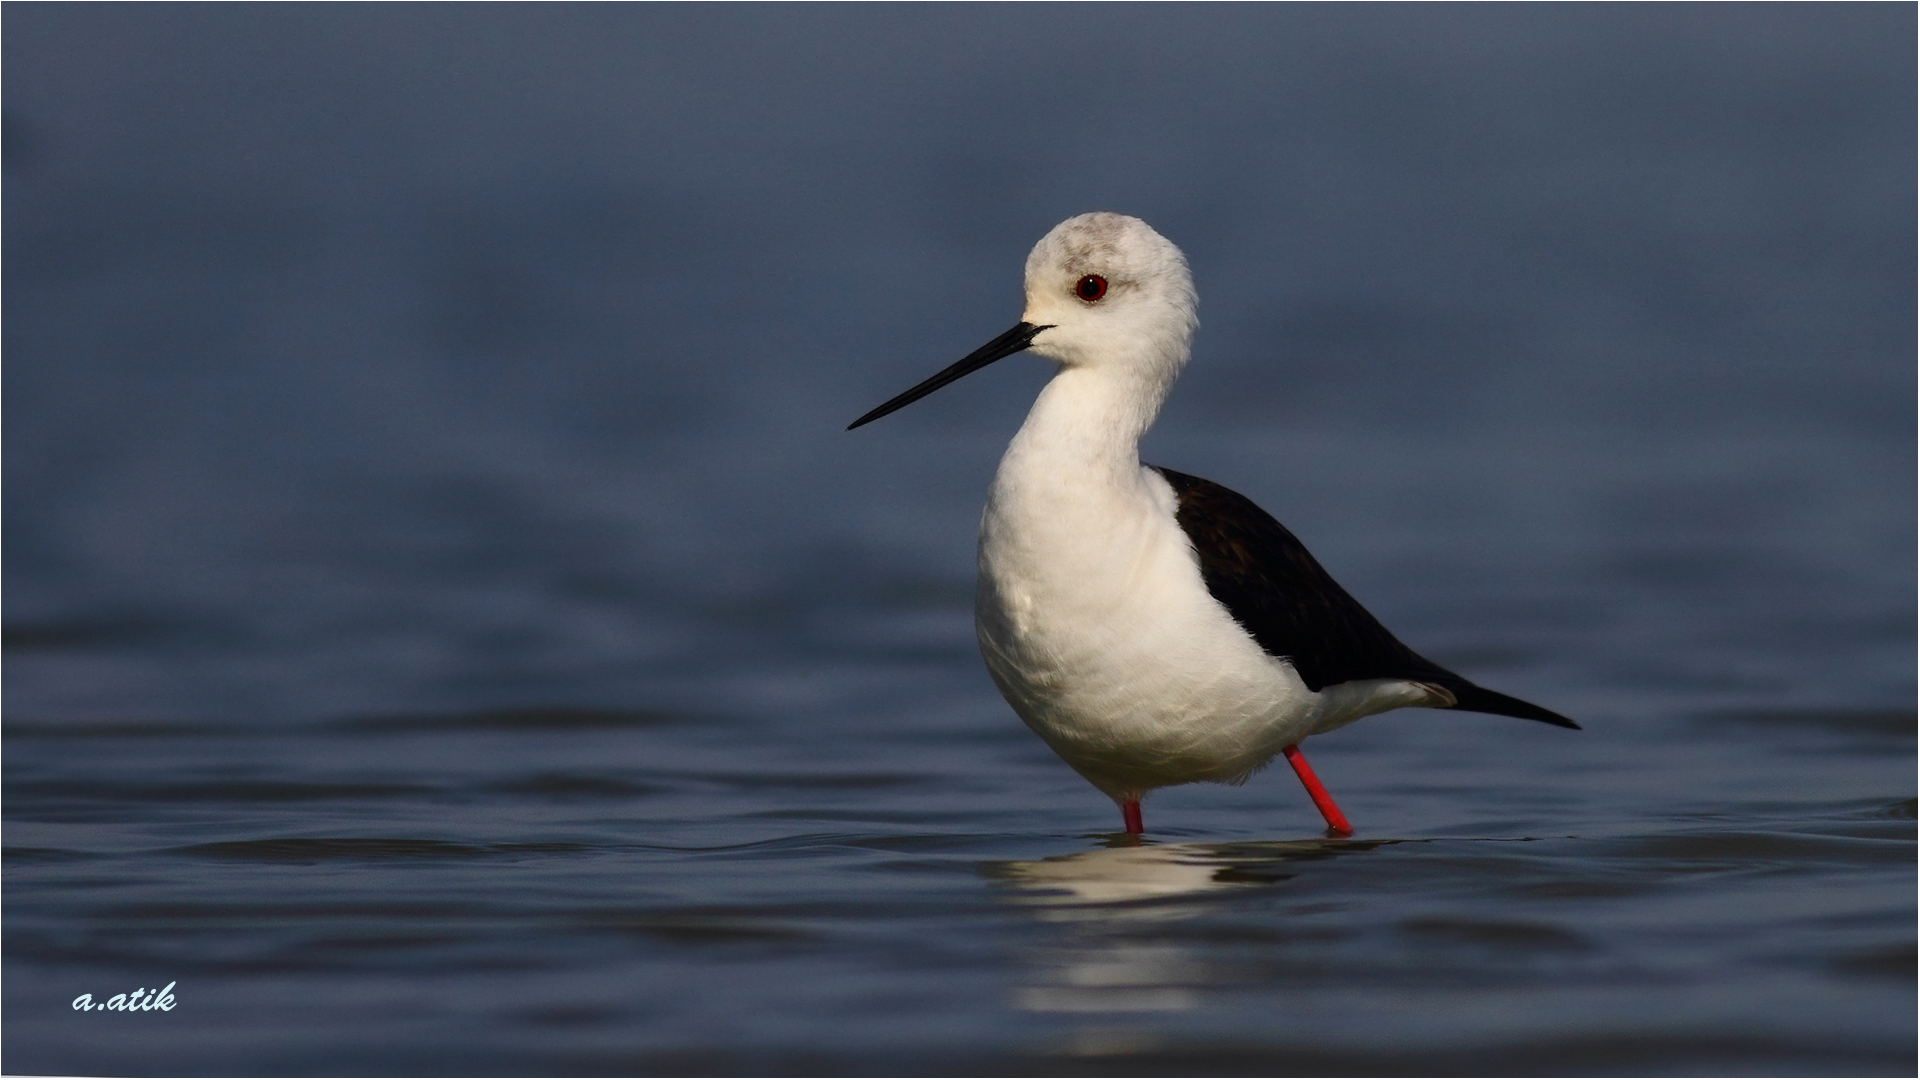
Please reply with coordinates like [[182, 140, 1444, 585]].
[[1075, 275, 1108, 302]]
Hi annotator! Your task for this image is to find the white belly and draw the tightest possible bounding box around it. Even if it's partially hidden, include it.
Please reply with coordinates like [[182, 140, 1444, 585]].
[[976, 464, 1334, 799]]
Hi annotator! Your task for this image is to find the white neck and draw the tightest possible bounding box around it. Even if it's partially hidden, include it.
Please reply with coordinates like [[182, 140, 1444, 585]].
[[999, 363, 1175, 486]]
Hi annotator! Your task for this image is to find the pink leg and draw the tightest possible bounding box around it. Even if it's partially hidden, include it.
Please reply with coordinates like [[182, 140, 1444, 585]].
[[1121, 799, 1144, 834], [1282, 744, 1353, 835]]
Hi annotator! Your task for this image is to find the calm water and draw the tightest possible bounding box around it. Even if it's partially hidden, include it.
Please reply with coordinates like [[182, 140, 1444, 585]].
[[5, 7, 1914, 1076]]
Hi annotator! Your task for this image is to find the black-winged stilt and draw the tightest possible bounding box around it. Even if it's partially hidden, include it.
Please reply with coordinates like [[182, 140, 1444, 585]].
[[850, 213, 1577, 836]]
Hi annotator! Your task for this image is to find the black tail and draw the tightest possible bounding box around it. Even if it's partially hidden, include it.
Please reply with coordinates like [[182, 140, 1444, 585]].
[[1442, 683, 1581, 730]]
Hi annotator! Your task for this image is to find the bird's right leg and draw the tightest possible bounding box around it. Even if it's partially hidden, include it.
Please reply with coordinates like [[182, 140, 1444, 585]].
[[1281, 744, 1353, 835]]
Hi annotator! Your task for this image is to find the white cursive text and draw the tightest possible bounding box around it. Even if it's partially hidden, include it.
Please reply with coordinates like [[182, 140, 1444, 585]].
[[72, 982, 176, 1012]]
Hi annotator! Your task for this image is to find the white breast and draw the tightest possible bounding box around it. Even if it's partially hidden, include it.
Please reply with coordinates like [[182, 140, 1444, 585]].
[[973, 410, 1322, 800]]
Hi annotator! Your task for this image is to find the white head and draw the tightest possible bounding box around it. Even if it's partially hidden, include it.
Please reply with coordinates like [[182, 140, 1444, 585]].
[[847, 213, 1198, 431], [1020, 213, 1198, 384]]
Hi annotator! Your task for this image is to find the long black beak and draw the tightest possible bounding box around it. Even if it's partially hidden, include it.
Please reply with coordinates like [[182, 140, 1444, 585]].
[[847, 322, 1051, 430]]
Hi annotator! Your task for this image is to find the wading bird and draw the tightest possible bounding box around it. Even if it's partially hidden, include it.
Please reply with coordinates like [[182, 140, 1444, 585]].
[[850, 213, 1577, 835]]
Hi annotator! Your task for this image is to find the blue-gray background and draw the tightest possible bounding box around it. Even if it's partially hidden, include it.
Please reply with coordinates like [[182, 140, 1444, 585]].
[[5, 6, 1913, 1076]]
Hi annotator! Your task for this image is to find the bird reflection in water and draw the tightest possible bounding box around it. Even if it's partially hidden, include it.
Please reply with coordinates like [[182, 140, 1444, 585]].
[[983, 839, 1391, 1021]]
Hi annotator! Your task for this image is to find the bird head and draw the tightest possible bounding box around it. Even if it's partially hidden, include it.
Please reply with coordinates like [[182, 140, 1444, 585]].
[[848, 213, 1197, 431]]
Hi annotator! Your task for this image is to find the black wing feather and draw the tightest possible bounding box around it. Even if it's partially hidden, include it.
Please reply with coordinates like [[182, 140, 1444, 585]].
[[1151, 466, 1578, 730]]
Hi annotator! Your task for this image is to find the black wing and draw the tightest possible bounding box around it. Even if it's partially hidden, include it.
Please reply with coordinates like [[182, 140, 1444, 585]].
[[1151, 466, 1578, 730]]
